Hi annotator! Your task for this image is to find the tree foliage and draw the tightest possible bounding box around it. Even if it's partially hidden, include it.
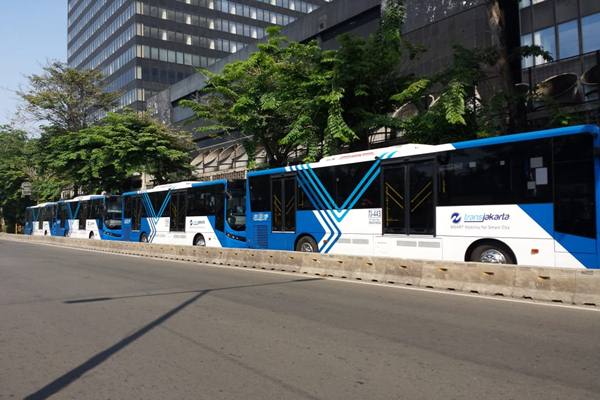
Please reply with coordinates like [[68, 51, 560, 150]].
[[19, 61, 119, 132], [39, 111, 193, 194], [0, 126, 36, 230], [181, 27, 356, 167], [333, 0, 419, 150], [390, 45, 493, 144]]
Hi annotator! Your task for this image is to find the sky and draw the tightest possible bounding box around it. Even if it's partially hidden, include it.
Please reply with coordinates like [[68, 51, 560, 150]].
[[0, 0, 67, 129]]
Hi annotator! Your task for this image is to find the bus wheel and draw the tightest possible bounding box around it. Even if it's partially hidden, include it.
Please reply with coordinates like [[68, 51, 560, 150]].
[[470, 243, 515, 264], [89, 231, 95, 240], [193, 234, 206, 247], [296, 236, 318, 253], [44, 230, 48, 236], [140, 233, 148, 243]]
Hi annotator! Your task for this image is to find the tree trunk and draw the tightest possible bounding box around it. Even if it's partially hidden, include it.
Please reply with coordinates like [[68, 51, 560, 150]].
[[487, 0, 524, 133]]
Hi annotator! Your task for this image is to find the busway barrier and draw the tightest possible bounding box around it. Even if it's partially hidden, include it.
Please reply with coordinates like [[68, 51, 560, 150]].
[[2, 233, 599, 307]]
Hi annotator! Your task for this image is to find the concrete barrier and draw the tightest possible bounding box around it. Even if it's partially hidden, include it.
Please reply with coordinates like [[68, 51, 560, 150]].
[[2, 233, 599, 307]]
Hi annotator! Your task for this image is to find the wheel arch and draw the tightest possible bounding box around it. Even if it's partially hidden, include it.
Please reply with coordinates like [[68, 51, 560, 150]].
[[464, 238, 517, 264], [294, 233, 319, 252], [193, 233, 206, 246]]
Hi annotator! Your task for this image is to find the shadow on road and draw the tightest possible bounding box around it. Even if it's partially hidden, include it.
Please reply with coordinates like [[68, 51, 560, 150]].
[[24, 277, 323, 400]]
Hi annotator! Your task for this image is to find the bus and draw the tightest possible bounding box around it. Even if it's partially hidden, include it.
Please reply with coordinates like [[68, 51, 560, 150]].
[[25, 202, 56, 236], [64, 195, 122, 240], [120, 180, 247, 247], [245, 124, 600, 269]]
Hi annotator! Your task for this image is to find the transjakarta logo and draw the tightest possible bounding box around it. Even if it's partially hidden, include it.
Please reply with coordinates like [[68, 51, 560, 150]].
[[451, 212, 510, 223], [451, 213, 462, 224]]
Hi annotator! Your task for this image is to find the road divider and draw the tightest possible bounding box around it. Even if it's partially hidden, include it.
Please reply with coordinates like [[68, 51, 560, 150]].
[[3, 233, 599, 307]]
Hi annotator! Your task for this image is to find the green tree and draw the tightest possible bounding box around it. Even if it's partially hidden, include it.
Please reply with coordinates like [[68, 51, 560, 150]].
[[332, 0, 419, 151], [0, 126, 35, 231], [42, 111, 193, 193], [391, 41, 555, 144], [19, 61, 119, 132], [181, 27, 355, 167], [390, 46, 494, 144]]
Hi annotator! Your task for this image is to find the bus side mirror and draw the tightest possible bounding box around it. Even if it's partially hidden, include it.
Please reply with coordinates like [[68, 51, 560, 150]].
[[224, 190, 233, 200]]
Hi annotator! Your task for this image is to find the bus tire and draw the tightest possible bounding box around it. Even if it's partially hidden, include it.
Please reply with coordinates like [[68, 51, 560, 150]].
[[469, 241, 515, 265], [89, 231, 95, 240], [140, 233, 148, 243], [193, 234, 206, 247], [296, 236, 318, 253], [44, 230, 48, 236]]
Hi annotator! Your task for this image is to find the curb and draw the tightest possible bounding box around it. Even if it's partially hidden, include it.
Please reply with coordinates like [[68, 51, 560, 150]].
[[3, 233, 599, 307]]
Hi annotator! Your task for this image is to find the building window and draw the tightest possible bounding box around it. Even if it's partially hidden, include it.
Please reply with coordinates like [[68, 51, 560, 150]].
[[582, 13, 600, 54], [558, 20, 579, 59], [520, 0, 549, 8], [534, 26, 556, 65], [521, 34, 534, 68]]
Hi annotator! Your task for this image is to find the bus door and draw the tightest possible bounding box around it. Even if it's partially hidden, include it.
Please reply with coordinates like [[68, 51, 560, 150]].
[[59, 203, 67, 229], [132, 196, 143, 232], [271, 176, 296, 249], [383, 159, 435, 236], [169, 190, 187, 233]]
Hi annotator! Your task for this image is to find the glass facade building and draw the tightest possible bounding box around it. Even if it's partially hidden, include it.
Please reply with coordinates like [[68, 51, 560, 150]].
[[67, 0, 331, 110], [519, 0, 600, 76]]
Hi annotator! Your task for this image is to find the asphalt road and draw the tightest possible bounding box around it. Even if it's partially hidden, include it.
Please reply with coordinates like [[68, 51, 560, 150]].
[[1, 239, 600, 400]]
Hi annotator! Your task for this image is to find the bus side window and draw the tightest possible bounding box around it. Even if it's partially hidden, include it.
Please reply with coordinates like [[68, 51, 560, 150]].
[[149, 191, 168, 217], [297, 178, 315, 210], [249, 176, 270, 212], [438, 139, 552, 206], [554, 135, 596, 238]]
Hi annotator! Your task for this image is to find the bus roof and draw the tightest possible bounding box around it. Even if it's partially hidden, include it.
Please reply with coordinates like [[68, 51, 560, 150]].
[[29, 202, 56, 208], [247, 124, 600, 177], [451, 124, 600, 150], [64, 194, 106, 202], [122, 180, 227, 196]]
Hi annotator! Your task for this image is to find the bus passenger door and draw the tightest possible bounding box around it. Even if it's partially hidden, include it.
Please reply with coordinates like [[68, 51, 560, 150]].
[[383, 160, 435, 235], [169, 190, 187, 233], [271, 176, 296, 249], [381, 160, 437, 258], [408, 161, 435, 235], [132, 196, 142, 232]]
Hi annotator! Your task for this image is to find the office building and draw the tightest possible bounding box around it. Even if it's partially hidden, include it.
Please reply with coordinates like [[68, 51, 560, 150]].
[[148, 0, 599, 181], [67, 0, 331, 111], [518, 0, 600, 123]]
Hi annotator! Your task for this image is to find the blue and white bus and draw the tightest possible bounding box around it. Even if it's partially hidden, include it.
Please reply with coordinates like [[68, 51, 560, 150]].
[[120, 180, 247, 247], [25, 202, 57, 236], [63, 194, 122, 240], [246, 124, 600, 269]]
